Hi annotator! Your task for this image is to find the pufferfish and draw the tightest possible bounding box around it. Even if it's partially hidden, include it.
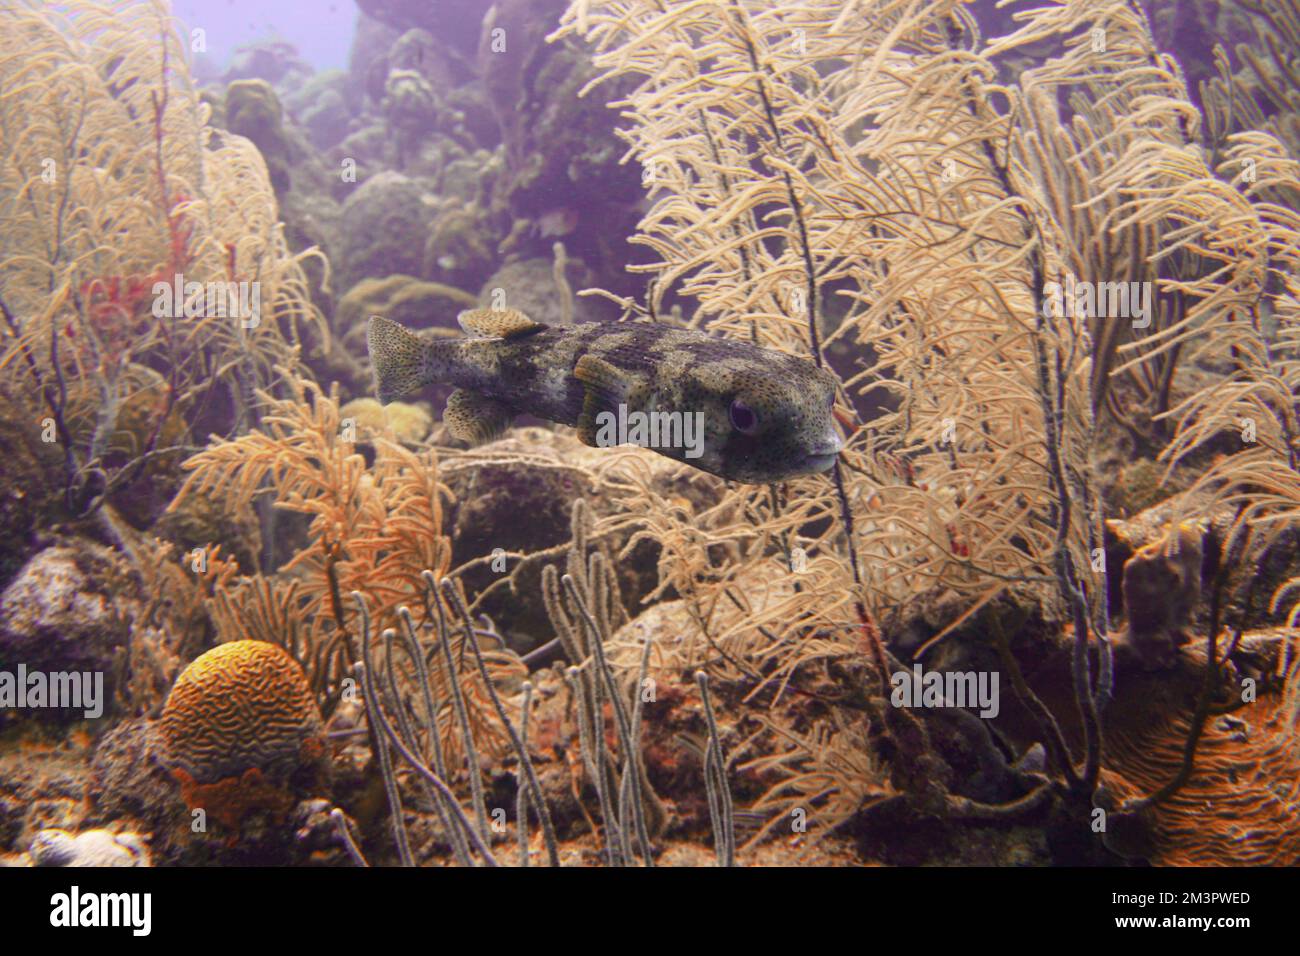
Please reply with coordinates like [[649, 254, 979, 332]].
[[366, 308, 844, 483]]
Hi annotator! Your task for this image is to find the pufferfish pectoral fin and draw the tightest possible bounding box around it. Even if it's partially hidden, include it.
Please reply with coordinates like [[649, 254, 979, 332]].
[[573, 354, 648, 447], [456, 307, 547, 340], [444, 389, 515, 446]]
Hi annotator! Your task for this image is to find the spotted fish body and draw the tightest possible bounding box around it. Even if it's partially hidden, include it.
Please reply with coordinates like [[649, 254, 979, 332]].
[[367, 308, 844, 483]]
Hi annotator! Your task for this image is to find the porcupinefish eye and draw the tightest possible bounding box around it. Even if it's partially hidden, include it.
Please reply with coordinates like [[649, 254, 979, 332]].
[[729, 398, 759, 434]]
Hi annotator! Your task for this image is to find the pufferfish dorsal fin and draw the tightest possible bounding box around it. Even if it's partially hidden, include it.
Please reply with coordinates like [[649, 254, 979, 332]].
[[444, 389, 514, 445], [574, 354, 650, 447], [456, 307, 547, 340]]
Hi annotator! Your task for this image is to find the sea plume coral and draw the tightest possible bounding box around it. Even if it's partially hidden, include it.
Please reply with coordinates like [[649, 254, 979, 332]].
[[548, 0, 1300, 857], [0, 0, 326, 525], [170, 371, 522, 761], [551, 0, 1106, 807]]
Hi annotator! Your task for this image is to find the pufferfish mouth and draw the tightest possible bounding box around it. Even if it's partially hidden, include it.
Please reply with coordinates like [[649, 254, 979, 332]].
[[796, 439, 843, 473], [799, 451, 840, 472]]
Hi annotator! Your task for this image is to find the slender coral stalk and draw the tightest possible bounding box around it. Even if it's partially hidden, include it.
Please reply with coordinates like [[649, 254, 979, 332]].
[[563, 573, 653, 865], [352, 592, 499, 866], [437, 575, 561, 867], [696, 671, 736, 866]]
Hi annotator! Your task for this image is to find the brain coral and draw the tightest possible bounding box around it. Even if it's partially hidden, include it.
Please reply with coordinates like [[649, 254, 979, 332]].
[[1099, 635, 1300, 866], [1104, 690, 1300, 866], [157, 641, 327, 830]]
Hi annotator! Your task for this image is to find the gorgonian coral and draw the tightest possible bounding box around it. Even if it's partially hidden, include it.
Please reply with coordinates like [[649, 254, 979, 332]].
[[0, 0, 327, 521], [546, 0, 1300, 851]]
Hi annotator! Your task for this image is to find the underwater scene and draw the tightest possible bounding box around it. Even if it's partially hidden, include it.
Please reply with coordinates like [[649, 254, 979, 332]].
[[0, 0, 1298, 884]]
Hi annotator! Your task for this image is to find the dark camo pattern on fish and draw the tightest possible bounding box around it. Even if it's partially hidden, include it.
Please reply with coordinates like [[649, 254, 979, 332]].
[[367, 310, 844, 483]]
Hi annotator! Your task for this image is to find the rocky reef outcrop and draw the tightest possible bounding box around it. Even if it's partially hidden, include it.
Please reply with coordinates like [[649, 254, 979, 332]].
[[0, 542, 136, 705]]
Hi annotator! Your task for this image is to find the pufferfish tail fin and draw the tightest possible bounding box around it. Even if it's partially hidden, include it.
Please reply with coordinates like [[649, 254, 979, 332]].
[[367, 316, 435, 405]]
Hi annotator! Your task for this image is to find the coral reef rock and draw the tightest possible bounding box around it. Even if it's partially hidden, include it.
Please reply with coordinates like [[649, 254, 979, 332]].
[[284, 69, 359, 150], [357, 0, 493, 53], [223, 40, 313, 91], [0, 414, 67, 589], [337, 172, 438, 288], [382, 67, 442, 165], [29, 827, 149, 867], [0, 724, 96, 857], [480, 0, 643, 279], [422, 201, 499, 292], [0, 541, 135, 688], [442, 426, 722, 652], [478, 256, 611, 326], [338, 273, 477, 337], [224, 79, 294, 193]]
